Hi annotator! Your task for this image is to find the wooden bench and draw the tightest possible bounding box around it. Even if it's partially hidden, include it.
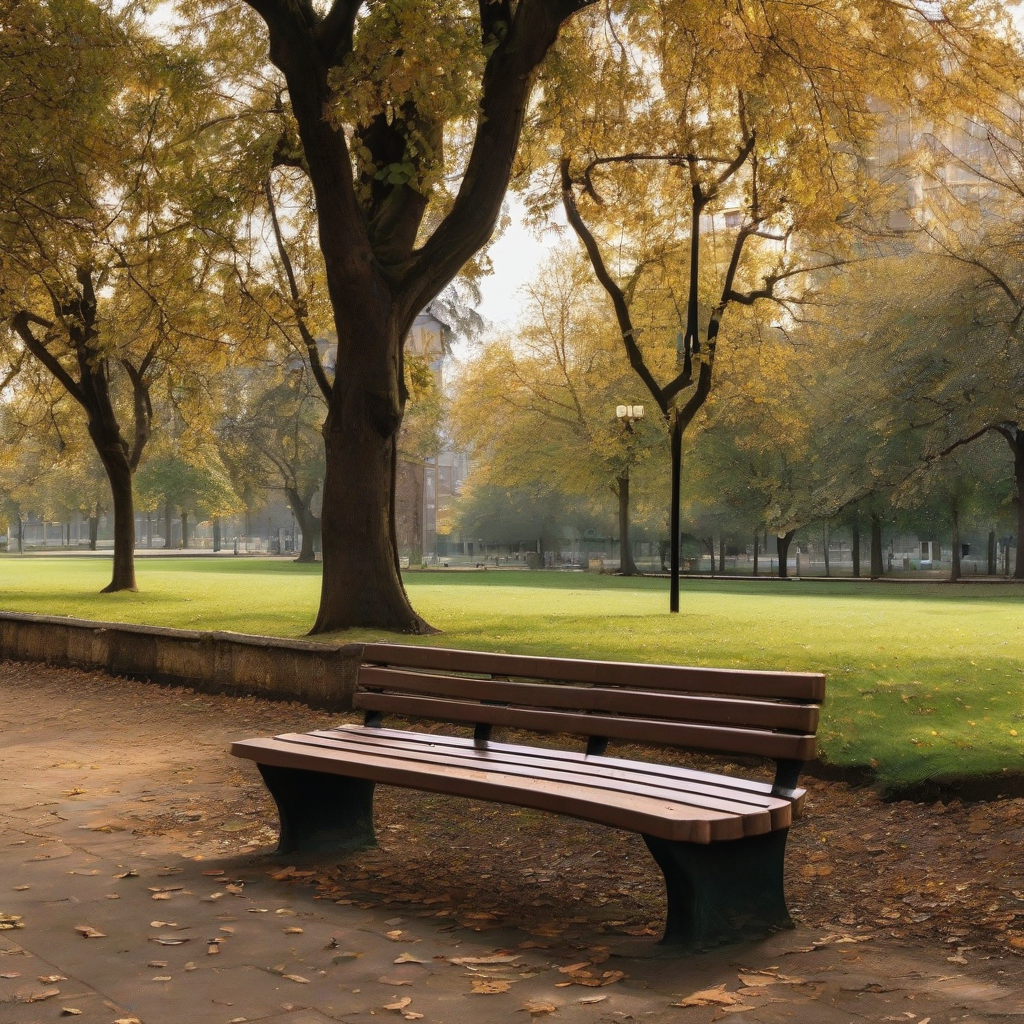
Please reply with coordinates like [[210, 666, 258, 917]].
[[232, 643, 825, 948]]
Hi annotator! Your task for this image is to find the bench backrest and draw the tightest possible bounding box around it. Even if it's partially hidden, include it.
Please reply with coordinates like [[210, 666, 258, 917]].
[[355, 644, 824, 764]]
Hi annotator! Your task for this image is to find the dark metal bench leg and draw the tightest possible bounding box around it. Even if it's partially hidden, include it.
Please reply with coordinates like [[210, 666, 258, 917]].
[[258, 765, 376, 855], [642, 830, 793, 949]]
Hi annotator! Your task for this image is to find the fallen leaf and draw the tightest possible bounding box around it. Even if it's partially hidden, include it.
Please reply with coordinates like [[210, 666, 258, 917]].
[[0, 972, 21, 978], [60, 1009, 83, 1016], [151, 893, 172, 901], [520, 1000, 558, 1015], [579, 994, 608, 1004], [22, 987, 61, 1002], [148, 937, 189, 945], [0, 914, 24, 930], [38, 975, 67, 983], [471, 978, 513, 994], [403, 1014, 423, 1021], [672, 984, 745, 1008], [738, 974, 777, 987], [114, 1018, 142, 1023], [147, 961, 168, 968], [12, 885, 29, 891], [394, 953, 425, 964], [151, 976, 172, 982], [113, 870, 138, 879], [283, 927, 303, 934], [73, 925, 105, 939], [283, 974, 309, 984], [378, 975, 414, 986], [383, 996, 412, 1010]]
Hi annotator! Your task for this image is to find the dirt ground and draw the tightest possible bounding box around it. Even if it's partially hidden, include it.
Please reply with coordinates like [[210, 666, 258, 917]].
[[2, 660, 1023, 1024]]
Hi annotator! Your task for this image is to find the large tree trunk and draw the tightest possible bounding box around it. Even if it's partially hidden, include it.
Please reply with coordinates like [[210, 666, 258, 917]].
[[707, 537, 716, 575], [851, 526, 861, 578], [777, 531, 795, 578], [16, 513, 23, 553], [213, 516, 221, 552], [822, 522, 830, 577], [950, 505, 961, 582], [616, 474, 639, 575], [870, 514, 884, 579], [312, 356, 431, 632], [180, 511, 188, 550], [88, 515, 99, 551], [94, 441, 137, 592], [988, 529, 996, 575], [719, 536, 726, 577]]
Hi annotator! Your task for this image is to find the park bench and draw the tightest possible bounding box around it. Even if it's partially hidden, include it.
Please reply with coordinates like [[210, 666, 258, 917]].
[[231, 644, 825, 948]]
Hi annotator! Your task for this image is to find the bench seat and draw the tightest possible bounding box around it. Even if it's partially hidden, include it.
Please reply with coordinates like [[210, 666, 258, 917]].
[[232, 725, 803, 843]]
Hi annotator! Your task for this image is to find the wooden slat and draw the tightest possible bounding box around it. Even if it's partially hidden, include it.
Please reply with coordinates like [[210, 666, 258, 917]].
[[360, 643, 825, 702], [354, 692, 818, 762], [359, 667, 819, 732], [232, 736, 755, 842], [292, 729, 792, 830], [332, 725, 807, 817]]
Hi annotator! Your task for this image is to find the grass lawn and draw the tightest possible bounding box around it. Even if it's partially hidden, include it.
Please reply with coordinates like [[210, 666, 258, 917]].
[[2, 555, 1023, 790]]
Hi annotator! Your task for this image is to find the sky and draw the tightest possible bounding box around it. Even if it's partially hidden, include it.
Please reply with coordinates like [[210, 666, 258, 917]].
[[474, 197, 566, 332]]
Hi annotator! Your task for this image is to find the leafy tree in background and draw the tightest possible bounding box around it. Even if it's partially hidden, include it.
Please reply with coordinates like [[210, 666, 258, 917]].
[[547, 0, 987, 607], [452, 249, 663, 575], [0, 0, 241, 590]]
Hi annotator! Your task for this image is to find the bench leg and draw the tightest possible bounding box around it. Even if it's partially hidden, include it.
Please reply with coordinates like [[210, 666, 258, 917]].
[[258, 765, 376, 854], [642, 830, 793, 949]]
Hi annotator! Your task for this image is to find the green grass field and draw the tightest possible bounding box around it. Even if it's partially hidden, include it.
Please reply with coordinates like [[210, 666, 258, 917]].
[[2, 555, 1023, 790]]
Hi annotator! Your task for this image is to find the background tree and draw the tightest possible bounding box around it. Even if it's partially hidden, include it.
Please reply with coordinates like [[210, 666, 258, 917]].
[[0, 0, 241, 590], [452, 249, 663, 575]]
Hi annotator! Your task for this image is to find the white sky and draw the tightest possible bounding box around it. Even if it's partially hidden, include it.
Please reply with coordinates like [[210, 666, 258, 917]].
[[474, 197, 566, 332]]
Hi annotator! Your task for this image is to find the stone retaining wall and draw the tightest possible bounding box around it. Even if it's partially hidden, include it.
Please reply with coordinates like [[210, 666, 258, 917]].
[[0, 612, 361, 709]]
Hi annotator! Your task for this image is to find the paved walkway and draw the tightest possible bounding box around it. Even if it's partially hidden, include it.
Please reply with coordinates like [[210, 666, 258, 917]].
[[2, 661, 1023, 1023]]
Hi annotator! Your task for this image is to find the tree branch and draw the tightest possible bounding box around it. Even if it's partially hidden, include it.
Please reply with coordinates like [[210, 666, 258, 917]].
[[560, 158, 669, 416], [264, 175, 334, 401], [10, 311, 85, 405]]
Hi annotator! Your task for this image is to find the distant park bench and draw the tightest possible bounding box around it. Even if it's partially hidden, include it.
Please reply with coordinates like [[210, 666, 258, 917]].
[[232, 644, 825, 948]]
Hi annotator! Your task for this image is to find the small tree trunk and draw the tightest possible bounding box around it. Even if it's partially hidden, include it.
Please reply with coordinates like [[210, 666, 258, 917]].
[[213, 516, 221, 552], [777, 531, 795, 578], [180, 511, 188, 550], [146, 515, 152, 549], [659, 539, 669, 572], [870, 514, 884, 579], [286, 488, 321, 564], [950, 505, 961, 582], [708, 537, 716, 575], [823, 522, 830, 577], [16, 514, 23, 553], [719, 536, 726, 577], [94, 442, 137, 592], [988, 529, 996, 575], [164, 502, 173, 549], [852, 526, 861, 578], [88, 515, 99, 551], [752, 532, 759, 576], [616, 474, 639, 576]]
